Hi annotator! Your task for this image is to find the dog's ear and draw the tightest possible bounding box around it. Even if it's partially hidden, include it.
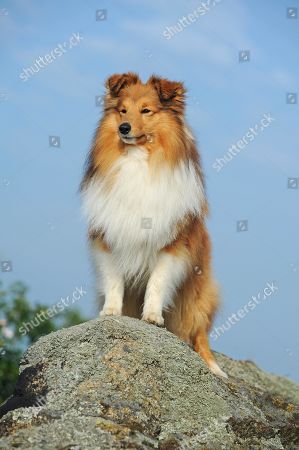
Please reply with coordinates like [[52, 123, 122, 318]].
[[148, 75, 186, 112], [105, 72, 140, 98]]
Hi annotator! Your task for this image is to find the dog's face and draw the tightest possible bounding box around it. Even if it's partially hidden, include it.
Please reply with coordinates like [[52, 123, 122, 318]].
[[104, 73, 186, 147]]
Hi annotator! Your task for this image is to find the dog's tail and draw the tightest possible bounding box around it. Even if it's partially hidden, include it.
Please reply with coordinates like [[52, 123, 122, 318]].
[[192, 279, 228, 378]]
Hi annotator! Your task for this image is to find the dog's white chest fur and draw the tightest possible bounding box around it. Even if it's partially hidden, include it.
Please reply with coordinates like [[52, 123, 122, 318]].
[[83, 146, 204, 279]]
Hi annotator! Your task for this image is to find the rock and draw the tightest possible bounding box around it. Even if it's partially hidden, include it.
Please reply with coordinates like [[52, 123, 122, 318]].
[[0, 316, 298, 449]]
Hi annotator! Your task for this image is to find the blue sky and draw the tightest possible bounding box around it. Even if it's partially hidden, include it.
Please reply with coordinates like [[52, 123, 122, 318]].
[[0, 0, 298, 382]]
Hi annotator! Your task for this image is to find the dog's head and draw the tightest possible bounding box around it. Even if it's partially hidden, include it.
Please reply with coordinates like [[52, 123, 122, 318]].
[[104, 72, 186, 146]]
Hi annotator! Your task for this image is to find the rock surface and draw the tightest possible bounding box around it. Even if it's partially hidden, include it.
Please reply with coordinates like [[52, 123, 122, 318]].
[[0, 316, 298, 449]]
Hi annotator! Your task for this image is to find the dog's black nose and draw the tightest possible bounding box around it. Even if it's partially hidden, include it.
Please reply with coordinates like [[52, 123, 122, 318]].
[[119, 122, 131, 135]]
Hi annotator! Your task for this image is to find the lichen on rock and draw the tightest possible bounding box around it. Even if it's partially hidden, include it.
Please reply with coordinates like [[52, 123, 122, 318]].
[[0, 316, 298, 449]]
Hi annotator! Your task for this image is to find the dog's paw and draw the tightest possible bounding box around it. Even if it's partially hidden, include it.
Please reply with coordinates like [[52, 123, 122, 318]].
[[100, 307, 122, 317], [142, 312, 164, 327]]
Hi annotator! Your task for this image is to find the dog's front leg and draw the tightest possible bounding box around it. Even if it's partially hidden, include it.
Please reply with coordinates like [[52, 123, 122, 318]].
[[96, 250, 124, 317], [142, 251, 188, 326]]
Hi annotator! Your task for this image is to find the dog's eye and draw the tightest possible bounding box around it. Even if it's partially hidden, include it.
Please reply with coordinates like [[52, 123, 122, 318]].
[[141, 108, 151, 114], [120, 108, 127, 114]]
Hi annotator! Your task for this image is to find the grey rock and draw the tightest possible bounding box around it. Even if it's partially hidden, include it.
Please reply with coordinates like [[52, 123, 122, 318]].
[[0, 316, 298, 449]]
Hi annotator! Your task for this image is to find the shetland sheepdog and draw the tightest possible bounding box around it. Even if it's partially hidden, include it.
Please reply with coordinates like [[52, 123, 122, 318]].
[[80, 72, 227, 378]]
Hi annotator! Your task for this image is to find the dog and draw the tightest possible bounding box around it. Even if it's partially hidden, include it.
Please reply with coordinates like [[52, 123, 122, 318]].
[[80, 72, 227, 378]]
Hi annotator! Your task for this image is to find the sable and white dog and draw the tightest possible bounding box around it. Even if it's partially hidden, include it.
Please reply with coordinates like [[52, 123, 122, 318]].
[[81, 73, 227, 377]]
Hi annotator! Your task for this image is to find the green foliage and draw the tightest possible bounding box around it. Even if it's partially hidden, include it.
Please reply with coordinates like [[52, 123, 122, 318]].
[[0, 281, 87, 404]]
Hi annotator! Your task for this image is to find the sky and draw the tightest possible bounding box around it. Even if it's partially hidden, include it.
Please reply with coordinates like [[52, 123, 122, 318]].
[[0, 0, 298, 382]]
